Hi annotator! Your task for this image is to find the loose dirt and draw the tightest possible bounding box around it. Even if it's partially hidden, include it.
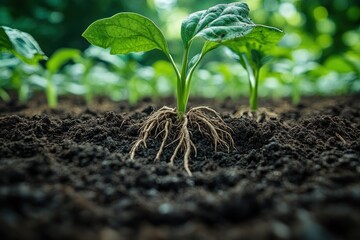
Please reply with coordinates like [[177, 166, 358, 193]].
[[1, 94, 359, 240]]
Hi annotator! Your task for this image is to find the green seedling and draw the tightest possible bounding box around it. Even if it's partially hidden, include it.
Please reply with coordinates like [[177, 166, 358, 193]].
[[10, 62, 39, 103], [45, 48, 81, 108], [0, 26, 47, 102], [107, 54, 145, 105], [273, 56, 318, 105], [80, 46, 126, 103], [79, 47, 149, 104], [0, 54, 43, 103], [224, 26, 284, 111], [76, 57, 95, 104], [83, 2, 273, 175]]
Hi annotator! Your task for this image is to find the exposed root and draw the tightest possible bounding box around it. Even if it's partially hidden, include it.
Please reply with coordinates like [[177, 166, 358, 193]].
[[129, 106, 175, 160], [129, 106, 234, 176], [335, 132, 347, 145], [188, 106, 233, 152], [155, 120, 170, 161], [234, 107, 278, 122]]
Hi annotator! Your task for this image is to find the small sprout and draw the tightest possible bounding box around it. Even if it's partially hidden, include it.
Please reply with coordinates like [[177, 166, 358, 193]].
[[45, 48, 81, 108]]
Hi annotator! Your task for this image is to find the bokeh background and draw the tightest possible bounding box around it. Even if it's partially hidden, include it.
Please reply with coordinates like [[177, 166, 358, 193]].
[[1, 0, 359, 104]]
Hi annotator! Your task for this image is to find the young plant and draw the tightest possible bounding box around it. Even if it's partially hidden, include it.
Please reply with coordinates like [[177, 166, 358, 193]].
[[272, 58, 318, 105], [45, 48, 81, 108], [0, 26, 47, 102], [224, 26, 284, 112], [83, 3, 270, 175], [78, 46, 128, 104]]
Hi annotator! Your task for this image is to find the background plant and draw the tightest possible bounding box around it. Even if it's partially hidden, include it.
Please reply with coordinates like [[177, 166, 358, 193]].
[[0, 25, 46, 102], [44, 48, 81, 108]]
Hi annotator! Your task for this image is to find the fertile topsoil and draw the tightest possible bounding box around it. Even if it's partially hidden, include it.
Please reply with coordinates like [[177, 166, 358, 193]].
[[0, 94, 359, 240]]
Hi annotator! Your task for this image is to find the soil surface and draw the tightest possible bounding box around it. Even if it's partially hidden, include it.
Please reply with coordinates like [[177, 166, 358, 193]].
[[0, 94, 359, 240]]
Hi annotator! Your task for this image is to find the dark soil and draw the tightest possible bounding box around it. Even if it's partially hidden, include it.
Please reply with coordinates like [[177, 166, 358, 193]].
[[1, 94, 359, 240]]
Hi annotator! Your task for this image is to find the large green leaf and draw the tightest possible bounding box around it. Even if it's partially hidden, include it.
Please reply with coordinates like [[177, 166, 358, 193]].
[[181, 2, 255, 48], [82, 13, 169, 55], [0, 26, 47, 64]]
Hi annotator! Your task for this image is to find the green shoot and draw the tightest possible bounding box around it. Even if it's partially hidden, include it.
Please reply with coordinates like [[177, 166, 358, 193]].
[[45, 48, 81, 108], [272, 52, 319, 105]]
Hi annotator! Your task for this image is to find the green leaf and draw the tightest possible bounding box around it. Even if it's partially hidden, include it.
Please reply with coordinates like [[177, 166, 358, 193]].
[[82, 13, 169, 55], [188, 53, 201, 72], [224, 25, 284, 69], [0, 26, 47, 64], [201, 41, 220, 55], [46, 48, 81, 74], [223, 25, 284, 55], [181, 2, 255, 47]]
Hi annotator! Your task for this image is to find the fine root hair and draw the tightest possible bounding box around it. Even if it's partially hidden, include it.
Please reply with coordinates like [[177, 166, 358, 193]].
[[129, 106, 234, 176]]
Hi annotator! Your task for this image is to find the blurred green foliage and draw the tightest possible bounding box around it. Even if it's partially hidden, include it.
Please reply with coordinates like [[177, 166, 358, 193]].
[[0, 0, 359, 104]]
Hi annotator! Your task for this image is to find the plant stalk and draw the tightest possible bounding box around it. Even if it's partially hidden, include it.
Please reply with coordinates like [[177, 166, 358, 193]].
[[46, 77, 57, 108], [184, 53, 203, 111], [240, 53, 259, 111], [176, 46, 190, 117], [250, 67, 259, 111]]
